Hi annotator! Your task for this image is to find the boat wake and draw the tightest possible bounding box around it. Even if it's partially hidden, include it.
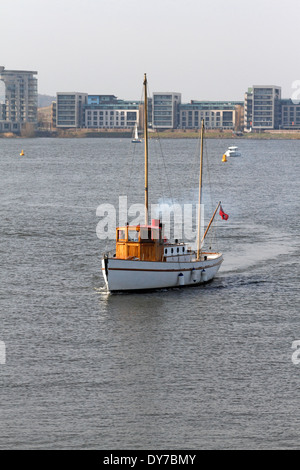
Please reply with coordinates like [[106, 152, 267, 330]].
[[220, 226, 296, 274], [221, 242, 294, 274]]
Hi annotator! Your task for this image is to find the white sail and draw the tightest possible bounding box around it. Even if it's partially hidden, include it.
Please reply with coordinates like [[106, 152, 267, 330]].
[[132, 123, 141, 143], [134, 124, 138, 140]]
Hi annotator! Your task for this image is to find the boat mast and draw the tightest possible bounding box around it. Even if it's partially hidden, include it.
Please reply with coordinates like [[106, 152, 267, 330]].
[[144, 73, 149, 225], [201, 201, 221, 244], [197, 119, 204, 260]]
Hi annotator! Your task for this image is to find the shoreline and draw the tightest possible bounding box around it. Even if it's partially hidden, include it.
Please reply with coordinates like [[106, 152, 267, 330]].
[[2, 129, 300, 140]]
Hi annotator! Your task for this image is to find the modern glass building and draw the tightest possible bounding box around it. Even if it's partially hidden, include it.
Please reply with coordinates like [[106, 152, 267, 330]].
[[244, 89, 253, 130], [244, 86, 281, 130], [0, 66, 38, 132], [280, 99, 300, 129], [179, 101, 243, 130], [84, 95, 142, 129], [152, 92, 181, 129], [56, 92, 88, 127]]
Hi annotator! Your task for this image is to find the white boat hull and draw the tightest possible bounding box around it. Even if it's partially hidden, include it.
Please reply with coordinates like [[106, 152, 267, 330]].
[[225, 150, 242, 157], [102, 253, 223, 292]]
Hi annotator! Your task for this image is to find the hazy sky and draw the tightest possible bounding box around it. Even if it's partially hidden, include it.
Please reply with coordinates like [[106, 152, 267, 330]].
[[1, 0, 300, 102]]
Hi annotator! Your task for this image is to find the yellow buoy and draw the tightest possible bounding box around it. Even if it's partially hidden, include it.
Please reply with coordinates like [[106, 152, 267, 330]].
[[222, 153, 227, 162], [20, 150, 24, 156]]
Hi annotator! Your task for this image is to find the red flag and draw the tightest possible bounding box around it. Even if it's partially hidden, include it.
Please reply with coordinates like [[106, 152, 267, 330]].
[[219, 205, 229, 220]]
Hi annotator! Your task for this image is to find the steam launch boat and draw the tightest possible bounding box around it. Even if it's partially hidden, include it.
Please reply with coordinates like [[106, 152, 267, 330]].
[[101, 74, 225, 292]]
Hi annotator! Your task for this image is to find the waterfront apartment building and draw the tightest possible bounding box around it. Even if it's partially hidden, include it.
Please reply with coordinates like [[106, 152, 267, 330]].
[[54, 83, 300, 133], [55, 91, 243, 131], [0, 66, 38, 132], [244, 88, 253, 130], [244, 86, 281, 131], [0, 103, 5, 121], [280, 99, 300, 129], [84, 95, 141, 129], [152, 92, 181, 129], [179, 101, 243, 130], [56, 92, 88, 128]]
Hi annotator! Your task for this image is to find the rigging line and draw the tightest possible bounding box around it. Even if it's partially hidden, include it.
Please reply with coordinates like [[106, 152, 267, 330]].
[[125, 84, 144, 206], [209, 215, 220, 250], [153, 136, 172, 204], [147, 80, 175, 213], [153, 126, 175, 207], [186, 129, 207, 244], [160, 138, 174, 204], [191, 128, 202, 202], [204, 136, 214, 214], [143, 79, 175, 221], [152, 139, 166, 200], [188, 126, 217, 250], [203, 137, 220, 249], [126, 140, 138, 200]]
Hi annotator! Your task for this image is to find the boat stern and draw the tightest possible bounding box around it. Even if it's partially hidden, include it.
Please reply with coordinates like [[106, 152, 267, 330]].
[[101, 255, 109, 290]]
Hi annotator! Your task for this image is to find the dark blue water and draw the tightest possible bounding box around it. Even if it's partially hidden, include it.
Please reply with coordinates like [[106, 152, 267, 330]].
[[0, 137, 299, 449]]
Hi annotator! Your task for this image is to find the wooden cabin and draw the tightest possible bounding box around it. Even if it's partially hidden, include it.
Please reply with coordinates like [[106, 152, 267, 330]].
[[115, 220, 164, 261]]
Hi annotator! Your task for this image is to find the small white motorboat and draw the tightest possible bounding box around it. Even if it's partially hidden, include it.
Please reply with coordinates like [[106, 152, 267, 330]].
[[225, 146, 241, 157]]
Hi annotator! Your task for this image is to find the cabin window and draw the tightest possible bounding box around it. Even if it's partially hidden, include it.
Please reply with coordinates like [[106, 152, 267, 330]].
[[171, 248, 173, 254], [128, 230, 139, 242], [177, 247, 179, 253], [183, 247, 185, 252], [151, 228, 160, 240], [140, 227, 152, 241], [118, 229, 126, 241], [165, 249, 167, 254]]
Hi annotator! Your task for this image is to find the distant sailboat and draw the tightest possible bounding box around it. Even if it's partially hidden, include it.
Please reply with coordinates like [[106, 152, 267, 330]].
[[132, 123, 142, 143]]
